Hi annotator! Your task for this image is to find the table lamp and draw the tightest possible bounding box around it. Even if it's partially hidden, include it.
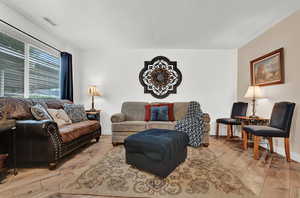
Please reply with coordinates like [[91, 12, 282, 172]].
[[244, 86, 264, 118], [88, 85, 101, 112]]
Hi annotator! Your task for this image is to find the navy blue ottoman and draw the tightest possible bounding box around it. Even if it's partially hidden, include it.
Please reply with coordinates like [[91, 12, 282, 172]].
[[124, 129, 189, 178]]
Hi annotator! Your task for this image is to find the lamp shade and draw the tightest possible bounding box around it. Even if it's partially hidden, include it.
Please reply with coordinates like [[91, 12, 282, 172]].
[[244, 86, 264, 99], [88, 86, 101, 96]]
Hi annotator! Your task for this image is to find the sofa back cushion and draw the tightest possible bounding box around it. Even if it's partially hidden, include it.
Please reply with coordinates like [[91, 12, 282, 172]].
[[0, 97, 33, 120], [29, 98, 72, 109], [121, 102, 148, 121], [173, 102, 189, 120]]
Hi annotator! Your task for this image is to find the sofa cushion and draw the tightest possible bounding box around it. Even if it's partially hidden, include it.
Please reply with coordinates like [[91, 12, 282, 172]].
[[59, 120, 100, 143], [145, 103, 175, 121], [63, 104, 88, 123], [31, 104, 52, 121], [112, 121, 147, 132], [0, 97, 33, 120], [147, 121, 176, 130], [174, 102, 189, 120], [121, 102, 148, 121], [150, 106, 169, 121], [47, 99, 72, 109], [48, 109, 72, 127]]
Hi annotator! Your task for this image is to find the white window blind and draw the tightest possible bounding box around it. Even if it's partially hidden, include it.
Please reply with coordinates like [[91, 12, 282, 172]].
[[29, 46, 60, 98], [0, 30, 61, 98], [0, 31, 25, 97]]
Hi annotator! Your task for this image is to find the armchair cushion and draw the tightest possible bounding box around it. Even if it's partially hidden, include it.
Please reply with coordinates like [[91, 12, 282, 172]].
[[243, 125, 287, 137], [59, 120, 100, 143], [217, 118, 241, 125], [111, 113, 126, 123]]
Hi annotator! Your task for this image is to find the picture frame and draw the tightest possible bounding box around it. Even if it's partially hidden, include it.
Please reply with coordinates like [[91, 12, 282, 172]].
[[250, 48, 284, 86]]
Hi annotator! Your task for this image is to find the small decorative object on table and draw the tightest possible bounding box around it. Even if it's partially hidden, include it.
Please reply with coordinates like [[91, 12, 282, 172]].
[[244, 86, 265, 118], [88, 85, 101, 112], [86, 110, 101, 122]]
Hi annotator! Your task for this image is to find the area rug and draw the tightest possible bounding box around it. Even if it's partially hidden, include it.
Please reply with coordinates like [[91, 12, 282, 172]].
[[48, 193, 150, 198], [65, 146, 257, 198]]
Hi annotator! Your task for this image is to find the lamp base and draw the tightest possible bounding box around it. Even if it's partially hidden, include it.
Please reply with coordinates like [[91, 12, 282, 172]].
[[249, 115, 259, 119], [89, 108, 97, 112]]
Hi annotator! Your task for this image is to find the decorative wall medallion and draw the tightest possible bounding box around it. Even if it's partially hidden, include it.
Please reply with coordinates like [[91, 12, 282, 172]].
[[139, 56, 182, 99]]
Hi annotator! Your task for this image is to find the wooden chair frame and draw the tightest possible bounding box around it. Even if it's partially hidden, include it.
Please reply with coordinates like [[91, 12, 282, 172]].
[[242, 130, 291, 162]]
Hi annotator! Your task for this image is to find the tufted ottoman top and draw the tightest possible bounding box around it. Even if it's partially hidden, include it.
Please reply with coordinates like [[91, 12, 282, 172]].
[[124, 129, 189, 161]]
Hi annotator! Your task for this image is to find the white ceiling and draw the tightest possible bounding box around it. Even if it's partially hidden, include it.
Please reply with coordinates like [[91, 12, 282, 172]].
[[1, 0, 300, 50]]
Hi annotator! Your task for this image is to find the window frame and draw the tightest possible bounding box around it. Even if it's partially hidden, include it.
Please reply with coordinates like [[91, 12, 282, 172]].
[[0, 30, 61, 98]]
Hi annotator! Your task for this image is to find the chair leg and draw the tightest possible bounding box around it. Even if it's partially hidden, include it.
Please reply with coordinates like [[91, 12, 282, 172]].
[[230, 125, 233, 137], [243, 130, 248, 150], [216, 123, 219, 137], [284, 138, 291, 162], [253, 135, 261, 160], [268, 137, 273, 153], [227, 125, 231, 139]]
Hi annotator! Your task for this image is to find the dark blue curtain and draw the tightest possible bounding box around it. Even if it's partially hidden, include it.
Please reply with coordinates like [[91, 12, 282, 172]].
[[60, 52, 73, 101]]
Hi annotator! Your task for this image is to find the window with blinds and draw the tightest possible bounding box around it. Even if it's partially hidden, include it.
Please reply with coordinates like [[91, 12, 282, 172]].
[[0, 31, 60, 98], [29, 47, 60, 98], [0, 32, 25, 97]]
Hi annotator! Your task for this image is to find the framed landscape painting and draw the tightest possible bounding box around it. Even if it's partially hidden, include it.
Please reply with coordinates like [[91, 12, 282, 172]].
[[250, 48, 284, 86]]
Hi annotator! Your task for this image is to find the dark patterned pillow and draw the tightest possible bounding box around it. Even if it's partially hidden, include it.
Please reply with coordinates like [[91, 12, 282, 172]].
[[31, 104, 53, 120], [150, 106, 169, 121], [63, 104, 87, 123]]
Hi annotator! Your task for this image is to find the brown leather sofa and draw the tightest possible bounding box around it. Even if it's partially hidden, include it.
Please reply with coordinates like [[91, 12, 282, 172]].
[[0, 97, 101, 169]]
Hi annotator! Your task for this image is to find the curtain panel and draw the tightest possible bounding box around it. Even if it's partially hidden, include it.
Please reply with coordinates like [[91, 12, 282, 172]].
[[60, 52, 73, 101]]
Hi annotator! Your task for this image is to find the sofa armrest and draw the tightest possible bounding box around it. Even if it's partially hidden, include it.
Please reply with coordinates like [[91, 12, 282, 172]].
[[16, 120, 59, 137], [200, 113, 211, 132], [201, 113, 211, 123], [15, 120, 62, 164], [111, 113, 126, 123]]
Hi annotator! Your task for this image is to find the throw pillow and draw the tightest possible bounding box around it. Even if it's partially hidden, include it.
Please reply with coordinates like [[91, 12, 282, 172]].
[[145, 103, 174, 121], [150, 106, 169, 121], [47, 109, 72, 127], [63, 104, 88, 123], [31, 104, 52, 120]]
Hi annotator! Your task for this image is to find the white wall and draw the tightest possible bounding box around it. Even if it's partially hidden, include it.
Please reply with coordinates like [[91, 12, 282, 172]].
[[77, 49, 237, 134]]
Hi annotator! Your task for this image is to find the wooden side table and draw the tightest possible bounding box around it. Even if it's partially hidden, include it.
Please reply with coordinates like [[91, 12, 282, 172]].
[[235, 116, 270, 150], [86, 110, 101, 121]]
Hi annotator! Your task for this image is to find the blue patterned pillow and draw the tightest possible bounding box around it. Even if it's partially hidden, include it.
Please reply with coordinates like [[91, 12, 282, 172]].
[[63, 104, 87, 123], [150, 106, 169, 121]]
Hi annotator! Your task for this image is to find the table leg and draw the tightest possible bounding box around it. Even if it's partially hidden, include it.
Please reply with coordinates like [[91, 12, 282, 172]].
[[11, 127, 17, 175], [242, 130, 248, 150]]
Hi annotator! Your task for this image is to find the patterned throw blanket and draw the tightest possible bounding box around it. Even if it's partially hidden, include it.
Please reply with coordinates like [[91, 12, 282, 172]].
[[175, 101, 205, 147]]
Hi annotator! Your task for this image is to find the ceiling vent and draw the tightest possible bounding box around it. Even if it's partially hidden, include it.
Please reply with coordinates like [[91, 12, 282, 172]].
[[43, 17, 57, 26]]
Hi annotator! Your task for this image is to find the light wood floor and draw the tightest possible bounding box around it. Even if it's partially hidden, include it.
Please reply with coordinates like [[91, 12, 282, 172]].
[[0, 135, 300, 198]]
